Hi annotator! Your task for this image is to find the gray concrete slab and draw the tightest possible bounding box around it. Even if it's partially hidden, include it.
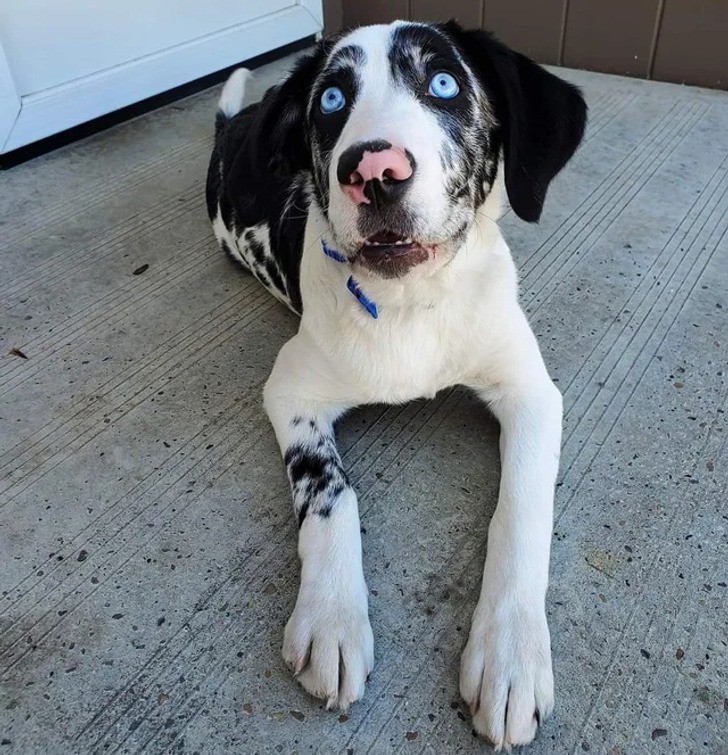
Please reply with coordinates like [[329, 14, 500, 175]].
[[1, 52, 726, 755]]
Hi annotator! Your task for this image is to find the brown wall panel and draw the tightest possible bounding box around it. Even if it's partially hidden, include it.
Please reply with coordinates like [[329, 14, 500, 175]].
[[563, 0, 659, 78], [483, 0, 564, 64], [323, 0, 344, 33], [338, 0, 727, 89], [410, 0, 482, 27], [652, 0, 728, 88], [342, 0, 408, 28]]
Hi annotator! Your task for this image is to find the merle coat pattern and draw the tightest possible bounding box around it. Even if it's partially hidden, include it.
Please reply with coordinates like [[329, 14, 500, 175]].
[[206, 20, 586, 749]]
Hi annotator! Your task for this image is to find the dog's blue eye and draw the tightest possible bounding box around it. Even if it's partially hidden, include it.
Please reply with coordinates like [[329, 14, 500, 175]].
[[320, 86, 346, 114], [428, 72, 459, 99]]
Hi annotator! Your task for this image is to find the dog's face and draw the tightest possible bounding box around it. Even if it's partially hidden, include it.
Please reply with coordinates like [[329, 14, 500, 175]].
[[309, 23, 498, 280], [259, 21, 587, 280]]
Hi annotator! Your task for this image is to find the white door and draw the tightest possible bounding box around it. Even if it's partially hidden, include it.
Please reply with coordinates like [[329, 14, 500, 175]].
[[0, 0, 322, 154]]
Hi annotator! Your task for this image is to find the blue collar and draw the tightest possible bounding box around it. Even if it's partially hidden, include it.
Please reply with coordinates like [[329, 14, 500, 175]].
[[322, 240, 378, 319]]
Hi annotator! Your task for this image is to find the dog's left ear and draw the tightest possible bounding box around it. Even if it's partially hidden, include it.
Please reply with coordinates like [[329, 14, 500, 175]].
[[252, 44, 327, 176], [445, 23, 587, 222]]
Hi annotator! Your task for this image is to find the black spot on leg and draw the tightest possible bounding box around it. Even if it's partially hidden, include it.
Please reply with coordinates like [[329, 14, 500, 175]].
[[284, 430, 350, 527], [285, 445, 327, 484], [291, 416, 304, 427]]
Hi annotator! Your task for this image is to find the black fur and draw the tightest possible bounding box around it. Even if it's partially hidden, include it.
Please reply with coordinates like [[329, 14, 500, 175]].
[[284, 427, 350, 526], [442, 22, 587, 222], [205, 47, 329, 313]]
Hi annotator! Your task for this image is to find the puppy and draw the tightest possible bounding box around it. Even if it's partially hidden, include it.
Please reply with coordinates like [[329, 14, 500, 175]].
[[206, 20, 586, 748]]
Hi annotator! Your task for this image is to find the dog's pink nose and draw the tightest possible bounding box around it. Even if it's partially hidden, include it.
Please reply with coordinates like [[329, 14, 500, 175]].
[[338, 142, 414, 205], [352, 148, 413, 184]]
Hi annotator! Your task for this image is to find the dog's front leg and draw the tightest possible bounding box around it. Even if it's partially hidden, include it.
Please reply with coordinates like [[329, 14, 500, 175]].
[[460, 331, 562, 748], [263, 334, 373, 710]]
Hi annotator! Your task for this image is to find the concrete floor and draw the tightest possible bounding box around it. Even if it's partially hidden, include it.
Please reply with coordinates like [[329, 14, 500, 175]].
[[1, 52, 727, 755]]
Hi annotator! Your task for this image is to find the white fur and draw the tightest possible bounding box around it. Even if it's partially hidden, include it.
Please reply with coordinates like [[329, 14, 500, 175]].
[[264, 177, 561, 748], [258, 24, 565, 749], [282, 491, 373, 710]]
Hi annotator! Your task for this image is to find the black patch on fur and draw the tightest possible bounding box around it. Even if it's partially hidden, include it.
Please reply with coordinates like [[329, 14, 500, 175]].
[[388, 24, 465, 102], [309, 64, 360, 212], [246, 231, 266, 265], [388, 26, 477, 143], [265, 259, 287, 295], [284, 434, 349, 526], [329, 44, 366, 71], [206, 45, 330, 314], [309, 60, 359, 151], [387, 24, 495, 212], [219, 193, 234, 228]]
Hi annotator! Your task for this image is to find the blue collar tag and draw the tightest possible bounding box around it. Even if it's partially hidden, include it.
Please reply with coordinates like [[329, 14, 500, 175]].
[[321, 240, 378, 319], [346, 276, 378, 318], [321, 240, 347, 263]]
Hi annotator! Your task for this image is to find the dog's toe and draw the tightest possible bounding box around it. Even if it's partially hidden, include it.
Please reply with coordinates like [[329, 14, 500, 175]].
[[460, 596, 554, 748], [283, 588, 373, 710]]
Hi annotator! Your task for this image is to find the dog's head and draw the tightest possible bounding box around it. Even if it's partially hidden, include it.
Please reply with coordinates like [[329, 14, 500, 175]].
[[258, 21, 586, 280]]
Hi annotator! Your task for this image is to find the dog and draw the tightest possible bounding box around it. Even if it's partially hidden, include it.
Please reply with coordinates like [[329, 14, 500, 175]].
[[206, 19, 586, 748]]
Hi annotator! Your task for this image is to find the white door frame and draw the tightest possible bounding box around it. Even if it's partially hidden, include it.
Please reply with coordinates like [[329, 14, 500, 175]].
[[0, 0, 322, 155], [0, 45, 21, 150]]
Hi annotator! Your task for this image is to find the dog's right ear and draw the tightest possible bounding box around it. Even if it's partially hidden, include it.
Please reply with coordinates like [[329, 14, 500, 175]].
[[253, 45, 327, 176], [443, 22, 586, 223]]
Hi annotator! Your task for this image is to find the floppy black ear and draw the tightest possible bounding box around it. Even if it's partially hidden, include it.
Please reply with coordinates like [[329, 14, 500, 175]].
[[444, 23, 587, 222], [251, 44, 326, 176]]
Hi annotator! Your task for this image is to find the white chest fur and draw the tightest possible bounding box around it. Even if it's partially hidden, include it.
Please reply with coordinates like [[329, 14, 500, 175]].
[[298, 195, 519, 406]]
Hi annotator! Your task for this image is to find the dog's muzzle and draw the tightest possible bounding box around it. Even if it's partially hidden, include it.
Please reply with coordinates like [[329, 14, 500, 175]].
[[337, 140, 432, 278]]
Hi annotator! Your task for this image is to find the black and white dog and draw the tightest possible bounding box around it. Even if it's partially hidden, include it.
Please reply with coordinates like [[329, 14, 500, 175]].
[[206, 20, 586, 748]]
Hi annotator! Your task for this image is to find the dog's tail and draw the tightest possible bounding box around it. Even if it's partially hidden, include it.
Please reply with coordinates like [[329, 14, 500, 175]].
[[216, 68, 252, 129]]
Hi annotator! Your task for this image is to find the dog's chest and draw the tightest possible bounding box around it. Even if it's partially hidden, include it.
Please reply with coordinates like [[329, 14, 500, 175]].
[[358, 311, 463, 401], [303, 274, 479, 403], [298, 206, 515, 405]]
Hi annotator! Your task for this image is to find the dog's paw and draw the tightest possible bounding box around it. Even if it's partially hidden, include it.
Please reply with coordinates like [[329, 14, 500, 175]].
[[459, 596, 554, 749], [283, 581, 373, 711]]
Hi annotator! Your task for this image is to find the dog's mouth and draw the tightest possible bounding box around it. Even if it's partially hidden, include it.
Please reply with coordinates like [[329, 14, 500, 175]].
[[356, 231, 434, 277]]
